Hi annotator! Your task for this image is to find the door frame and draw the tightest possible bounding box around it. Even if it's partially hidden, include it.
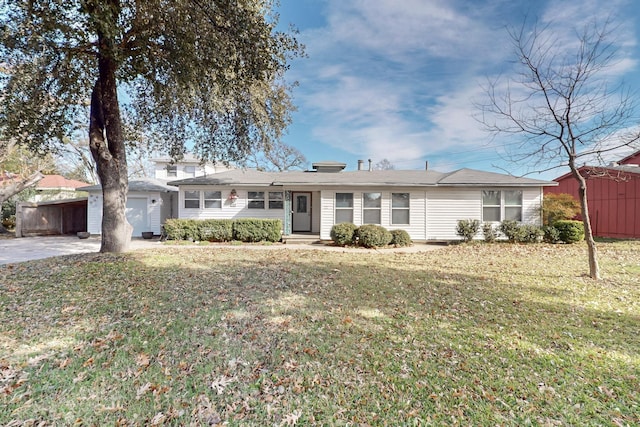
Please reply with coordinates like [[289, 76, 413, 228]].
[[291, 191, 312, 232]]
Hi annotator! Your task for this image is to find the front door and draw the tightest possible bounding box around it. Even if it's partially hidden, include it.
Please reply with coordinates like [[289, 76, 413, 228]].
[[292, 192, 311, 232]]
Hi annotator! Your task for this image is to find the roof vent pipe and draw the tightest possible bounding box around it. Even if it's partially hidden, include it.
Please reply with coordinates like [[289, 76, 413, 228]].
[[368, 159, 372, 171], [358, 159, 364, 170], [425, 161, 428, 171]]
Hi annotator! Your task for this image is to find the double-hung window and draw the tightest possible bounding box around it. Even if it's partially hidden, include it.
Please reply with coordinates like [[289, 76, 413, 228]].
[[248, 191, 265, 209], [204, 191, 222, 209], [166, 165, 177, 178], [482, 190, 523, 221], [184, 190, 200, 209], [269, 192, 284, 209], [335, 193, 353, 223], [391, 193, 410, 225], [184, 165, 196, 178], [363, 192, 381, 224]]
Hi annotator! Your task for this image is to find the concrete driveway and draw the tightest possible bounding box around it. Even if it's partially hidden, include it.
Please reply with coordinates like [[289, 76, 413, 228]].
[[0, 235, 160, 265]]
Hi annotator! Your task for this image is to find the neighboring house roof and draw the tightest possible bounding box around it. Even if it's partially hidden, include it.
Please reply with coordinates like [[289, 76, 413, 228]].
[[168, 168, 556, 188], [79, 178, 178, 193], [37, 175, 90, 190], [553, 164, 640, 182], [618, 149, 640, 165]]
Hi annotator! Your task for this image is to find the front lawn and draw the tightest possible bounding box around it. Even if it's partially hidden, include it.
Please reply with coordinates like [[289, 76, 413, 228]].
[[1, 242, 638, 425]]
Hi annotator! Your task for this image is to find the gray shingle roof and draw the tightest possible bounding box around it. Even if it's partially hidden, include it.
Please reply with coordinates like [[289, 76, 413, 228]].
[[79, 178, 178, 192], [168, 168, 556, 187]]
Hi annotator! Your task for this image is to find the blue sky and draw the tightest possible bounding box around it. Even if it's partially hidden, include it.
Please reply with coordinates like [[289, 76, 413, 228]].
[[275, 0, 640, 178]]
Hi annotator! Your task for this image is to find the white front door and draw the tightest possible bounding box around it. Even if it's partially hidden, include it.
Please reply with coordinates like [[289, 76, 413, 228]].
[[126, 197, 148, 237], [292, 192, 311, 232]]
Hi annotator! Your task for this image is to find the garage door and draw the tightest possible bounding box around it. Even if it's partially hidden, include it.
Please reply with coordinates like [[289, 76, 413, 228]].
[[126, 198, 148, 237]]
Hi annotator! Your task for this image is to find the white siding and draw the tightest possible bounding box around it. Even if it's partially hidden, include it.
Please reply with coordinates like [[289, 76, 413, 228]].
[[178, 187, 286, 222], [427, 189, 481, 240], [523, 188, 543, 225], [86, 192, 102, 235]]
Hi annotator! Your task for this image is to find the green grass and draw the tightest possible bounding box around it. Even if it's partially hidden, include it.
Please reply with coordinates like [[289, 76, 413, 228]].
[[1, 242, 638, 425]]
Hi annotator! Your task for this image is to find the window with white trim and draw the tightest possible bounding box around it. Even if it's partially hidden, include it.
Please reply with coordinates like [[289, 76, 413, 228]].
[[269, 192, 284, 209], [248, 191, 265, 209], [391, 193, 410, 225], [363, 192, 381, 224], [167, 165, 177, 177], [204, 191, 222, 208], [184, 190, 200, 209], [184, 165, 196, 177], [482, 190, 523, 221], [335, 193, 353, 223]]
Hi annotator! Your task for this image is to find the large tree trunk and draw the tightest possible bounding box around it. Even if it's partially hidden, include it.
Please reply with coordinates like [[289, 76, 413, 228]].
[[570, 163, 600, 280], [88, 18, 132, 253]]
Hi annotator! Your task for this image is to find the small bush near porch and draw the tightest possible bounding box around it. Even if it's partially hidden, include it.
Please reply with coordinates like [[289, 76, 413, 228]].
[[1, 241, 638, 425]]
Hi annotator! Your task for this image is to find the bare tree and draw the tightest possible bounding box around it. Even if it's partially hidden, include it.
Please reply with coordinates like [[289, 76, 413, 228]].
[[479, 18, 640, 280], [245, 140, 307, 171], [374, 159, 395, 170]]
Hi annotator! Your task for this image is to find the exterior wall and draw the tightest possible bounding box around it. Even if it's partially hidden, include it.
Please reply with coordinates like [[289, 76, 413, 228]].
[[546, 172, 640, 238], [154, 161, 228, 181], [86, 191, 164, 236], [177, 186, 287, 222], [176, 186, 546, 241]]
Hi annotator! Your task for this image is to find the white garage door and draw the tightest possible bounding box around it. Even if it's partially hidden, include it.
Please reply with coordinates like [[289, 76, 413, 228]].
[[126, 198, 148, 237]]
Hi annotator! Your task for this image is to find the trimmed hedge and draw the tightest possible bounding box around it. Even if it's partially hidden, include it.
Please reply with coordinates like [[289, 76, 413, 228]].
[[357, 224, 392, 248], [163, 218, 281, 243], [542, 225, 560, 244], [554, 220, 585, 244], [390, 229, 412, 247], [233, 219, 282, 243], [330, 222, 358, 246]]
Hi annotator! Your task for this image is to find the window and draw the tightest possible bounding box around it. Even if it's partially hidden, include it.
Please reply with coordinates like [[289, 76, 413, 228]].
[[184, 165, 196, 178], [269, 192, 284, 209], [392, 193, 410, 225], [363, 192, 381, 224], [184, 190, 200, 209], [167, 165, 177, 177], [482, 190, 523, 221], [204, 191, 221, 209], [505, 190, 523, 221], [248, 191, 265, 209], [335, 193, 353, 223]]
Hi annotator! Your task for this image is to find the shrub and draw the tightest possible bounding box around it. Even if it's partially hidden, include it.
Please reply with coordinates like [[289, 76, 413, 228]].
[[233, 219, 282, 243], [499, 220, 522, 243], [330, 222, 358, 246], [356, 224, 392, 248], [390, 229, 412, 247], [519, 224, 544, 243], [163, 219, 197, 240], [542, 225, 560, 244], [482, 222, 498, 243], [1, 214, 16, 229], [542, 193, 581, 225], [554, 220, 585, 244], [198, 219, 233, 242], [456, 219, 480, 242]]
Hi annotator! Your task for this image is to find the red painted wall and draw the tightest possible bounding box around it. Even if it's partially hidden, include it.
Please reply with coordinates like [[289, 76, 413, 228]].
[[545, 169, 640, 239]]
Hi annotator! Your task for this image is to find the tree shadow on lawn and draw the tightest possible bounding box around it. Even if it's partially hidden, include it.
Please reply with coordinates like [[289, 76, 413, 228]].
[[1, 247, 638, 424]]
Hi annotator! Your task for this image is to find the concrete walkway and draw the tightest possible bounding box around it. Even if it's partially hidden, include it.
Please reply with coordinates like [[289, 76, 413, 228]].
[[0, 235, 445, 265]]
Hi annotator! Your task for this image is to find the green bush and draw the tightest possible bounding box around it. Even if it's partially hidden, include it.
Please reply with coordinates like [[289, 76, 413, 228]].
[[198, 219, 233, 242], [233, 219, 282, 243], [356, 224, 392, 248], [554, 220, 585, 244], [499, 220, 522, 243], [519, 224, 544, 243], [390, 229, 412, 247], [330, 222, 358, 246], [542, 225, 560, 244], [482, 222, 498, 243], [456, 219, 480, 242], [163, 219, 197, 240]]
